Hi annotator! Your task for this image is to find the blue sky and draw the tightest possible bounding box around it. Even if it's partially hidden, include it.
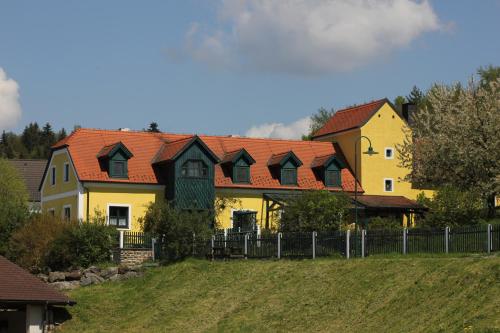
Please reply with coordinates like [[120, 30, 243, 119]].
[[0, 0, 498, 138]]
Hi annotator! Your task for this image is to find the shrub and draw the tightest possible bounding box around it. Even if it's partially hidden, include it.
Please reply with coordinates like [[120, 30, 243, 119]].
[[46, 220, 117, 271], [279, 191, 350, 232], [7, 214, 71, 272], [0, 158, 29, 255], [367, 217, 403, 230], [141, 200, 212, 263], [417, 186, 485, 228]]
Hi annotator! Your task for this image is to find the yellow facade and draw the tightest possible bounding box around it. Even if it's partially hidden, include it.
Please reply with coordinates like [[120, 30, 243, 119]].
[[41, 150, 78, 197]]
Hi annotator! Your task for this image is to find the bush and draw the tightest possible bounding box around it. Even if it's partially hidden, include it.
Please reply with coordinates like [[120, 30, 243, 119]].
[[279, 191, 350, 232], [368, 216, 403, 230], [46, 220, 117, 271], [417, 186, 485, 228], [141, 200, 212, 263], [7, 214, 71, 272]]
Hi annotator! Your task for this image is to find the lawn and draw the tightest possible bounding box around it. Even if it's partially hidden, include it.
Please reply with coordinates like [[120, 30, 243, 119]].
[[59, 255, 500, 333]]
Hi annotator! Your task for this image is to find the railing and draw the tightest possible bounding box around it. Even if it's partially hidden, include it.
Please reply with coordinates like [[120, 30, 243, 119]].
[[117, 231, 153, 249]]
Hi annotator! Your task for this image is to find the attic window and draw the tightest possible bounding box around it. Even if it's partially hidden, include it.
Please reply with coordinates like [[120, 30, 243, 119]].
[[325, 170, 341, 187], [311, 154, 344, 188], [281, 167, 297, 185], [97, 142, 133, 179], [234, 165, 250, 183], [181, 160, 208, 178], [221, 149, 255, 184], [268, 151, 302, 186]]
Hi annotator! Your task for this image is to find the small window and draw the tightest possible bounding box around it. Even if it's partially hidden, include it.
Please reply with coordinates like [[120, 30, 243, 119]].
[[234, 166, 250, 183], [51, 166, 56, 185], [109, 206, 129, 229], [385, 148, 394, 159], [64, 163, 70, 182], [281, 168, 297, 185], [325, 170, 341, 187], [63, 206, 71, 221], [233, 211, 257, 232], [181, 160, 208, 178], [384, 179, 394, 192], [111, 160, 127, 178]]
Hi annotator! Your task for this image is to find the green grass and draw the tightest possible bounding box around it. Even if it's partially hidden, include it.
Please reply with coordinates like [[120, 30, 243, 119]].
[[59, 255, 500, 333]]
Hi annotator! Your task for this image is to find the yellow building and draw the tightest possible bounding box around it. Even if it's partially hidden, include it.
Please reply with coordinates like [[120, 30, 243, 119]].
[[40, 129, 361, 232], [312, 99, 432, 224]]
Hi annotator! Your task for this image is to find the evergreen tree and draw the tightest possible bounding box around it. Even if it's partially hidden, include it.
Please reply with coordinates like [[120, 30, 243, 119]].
[[393, 96, 406, 114], [302, 107, 336, 140], [41, 123, 56, 157], [406, 86, 426, 107], [57, 128, 67, 141], [21, 122, 42, 157], [147, 122, 160, 133]]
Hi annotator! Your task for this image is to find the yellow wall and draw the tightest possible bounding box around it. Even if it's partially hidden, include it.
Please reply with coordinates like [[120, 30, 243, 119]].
[[216, 191, 280, 230], [83, 186, 164, 232], [41, 150, 78, 197], [42, 195, 78, 221]]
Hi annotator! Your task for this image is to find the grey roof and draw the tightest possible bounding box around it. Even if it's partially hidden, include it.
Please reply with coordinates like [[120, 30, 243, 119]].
[[8, 159, 47, 202]]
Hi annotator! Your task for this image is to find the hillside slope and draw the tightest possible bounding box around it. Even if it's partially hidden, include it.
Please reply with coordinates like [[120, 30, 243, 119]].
[[60, 256, 500, 333]]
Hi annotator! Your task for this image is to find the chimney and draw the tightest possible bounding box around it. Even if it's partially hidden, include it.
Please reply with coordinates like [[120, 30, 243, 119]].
[[402, 103, 416, 124]]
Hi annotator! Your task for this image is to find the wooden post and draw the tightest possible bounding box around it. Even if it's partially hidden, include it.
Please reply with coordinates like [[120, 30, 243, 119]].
[[277, 232, 282, 259], [487, 224, 492, 254], [119, 230, 124, 249], [312, 231, 316, 259], [445, 227, 449, 254], [346, 230, 350, 259], [361, 229, 365, 258]]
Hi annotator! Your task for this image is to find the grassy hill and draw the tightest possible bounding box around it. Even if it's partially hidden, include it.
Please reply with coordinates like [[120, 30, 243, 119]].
[[59, 255, 500, 333]]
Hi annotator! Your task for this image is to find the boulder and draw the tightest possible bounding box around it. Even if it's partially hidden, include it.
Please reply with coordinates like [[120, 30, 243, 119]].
[[37, 273, 49, 283], [83, 266, 101, 275], [100, 267, 119, 279], [65, 270, 82, 281], [80, 272, 105, 287], [51, 281, 80, 291], [117, 266, 129, 275], [48, 271, 66, 283], [121, 271, 141, 280], [108, 274, 122, 282]]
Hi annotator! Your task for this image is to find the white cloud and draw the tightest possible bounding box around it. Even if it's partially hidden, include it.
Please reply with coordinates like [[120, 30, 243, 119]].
[[0, 68, 21, 131], [182, 0, 442, 75], [245, 117, 311, 139]]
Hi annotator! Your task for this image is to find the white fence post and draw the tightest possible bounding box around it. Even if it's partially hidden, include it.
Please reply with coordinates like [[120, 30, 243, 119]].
[[361, 229, 365, 258], [244, 233, 248, 259], [257, 225, 261, 248], [312, 231, 316, 259], [277, 232, 282, 259], [211, 235, 215, 260], [487, 224, 492, 254], [346, 230, 350, 259], [403, 228, 407, 255], [445, 227, 449, 254], [151, 237, 156, 261], [119, 230, 124, 249], [224, 229, 228, 248]]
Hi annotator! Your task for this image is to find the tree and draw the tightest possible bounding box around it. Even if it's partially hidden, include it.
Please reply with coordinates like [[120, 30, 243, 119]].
[[398, 78, 500, 217], [302, 107, 336, 140], [393, 96, 407, 114], [478, 65, 500, 90], [41, 123, 56, 157], [21, 122, 42, 157], [406, 86, 426, 108], [57, 128, 67, 141], [279, 191, 350, 232], [0, 159, 29, 255], [147, 122, 160, 133]]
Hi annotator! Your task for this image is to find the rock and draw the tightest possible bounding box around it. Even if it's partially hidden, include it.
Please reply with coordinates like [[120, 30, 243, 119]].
[[51, 281, 80, 291], [100, 267, 119, 279], [37, 273, 49, 283], [117, 266, 129, 274], [83, 266, 101, 274], [80, 272, 105, 287], [65, 270, 82, 281], [108, 274, 122, 282], [121, 271, 141, 280], [127, 265, 143, 272], [48, 271, 66, 283]]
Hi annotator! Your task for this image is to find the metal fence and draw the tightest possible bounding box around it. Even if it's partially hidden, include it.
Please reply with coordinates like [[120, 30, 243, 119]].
[[117, 231, 153, 249], [150, 224, 500, 261]]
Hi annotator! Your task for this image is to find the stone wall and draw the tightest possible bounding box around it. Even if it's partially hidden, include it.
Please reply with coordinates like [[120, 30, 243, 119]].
[[113, 248, 152, 266]]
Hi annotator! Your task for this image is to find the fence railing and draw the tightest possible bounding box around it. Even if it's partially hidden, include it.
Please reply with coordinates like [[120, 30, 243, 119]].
[[150, 224, 500, 261], [117, 231, 153, 249]]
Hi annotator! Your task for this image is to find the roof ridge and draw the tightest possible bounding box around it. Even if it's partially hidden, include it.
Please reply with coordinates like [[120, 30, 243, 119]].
[[334, 98, 387, 114]]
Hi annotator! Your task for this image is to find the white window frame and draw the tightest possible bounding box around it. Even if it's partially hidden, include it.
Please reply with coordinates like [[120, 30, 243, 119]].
[[384, 147, 394, 160], [63, 162, 70, 182], [384, 178, 394, 192], [106, 204, 132, 231], [51, 166, 56, 186], [230, 209, 258, 230], [62, 204, 71, 221]]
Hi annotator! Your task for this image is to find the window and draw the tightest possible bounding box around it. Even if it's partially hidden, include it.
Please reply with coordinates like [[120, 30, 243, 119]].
[[325, 170, 341, 187], [385, 148, 394, 160], [181, 160, 208, 178], [63, 206, 71, 221], [109, 206, 129, 229], [234, 166, 250, 183], [384, 178, 394, 192], [232, 211, 257, 232], [281, 168, 297, 185], [110, 160, 127, 178], [51, 166, 56, 185], [48, 208, 55, 216], [64, 163, 70, 182]]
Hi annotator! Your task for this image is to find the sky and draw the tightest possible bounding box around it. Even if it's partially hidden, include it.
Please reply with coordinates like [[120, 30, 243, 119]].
[[0, 0, 499, 139]]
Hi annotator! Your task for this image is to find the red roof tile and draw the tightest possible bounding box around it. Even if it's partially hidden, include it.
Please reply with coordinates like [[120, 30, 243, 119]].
[[51, 128, 362, 192], [313, 99, 388, 138], [0, 256, 74, 305]]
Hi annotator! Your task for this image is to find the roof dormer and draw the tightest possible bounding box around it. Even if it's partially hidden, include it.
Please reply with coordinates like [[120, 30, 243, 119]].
[[221, 148, 256, 184], [97, 142, 133, 178], [311, 154, 345, 187], [268, 151, 302, 186]]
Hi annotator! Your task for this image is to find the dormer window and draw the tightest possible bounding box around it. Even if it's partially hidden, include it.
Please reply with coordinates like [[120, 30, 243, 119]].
[[181, 160, 208, 178], [268, 151, 302, 186], [221, 148, 256, 184], [97, 142, 133, 179], [311, 154, 345, 187]]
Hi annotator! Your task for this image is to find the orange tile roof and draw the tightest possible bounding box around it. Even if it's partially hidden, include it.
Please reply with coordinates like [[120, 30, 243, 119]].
[[312, 98, 388, 138], [51, 128, 361, 192]]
